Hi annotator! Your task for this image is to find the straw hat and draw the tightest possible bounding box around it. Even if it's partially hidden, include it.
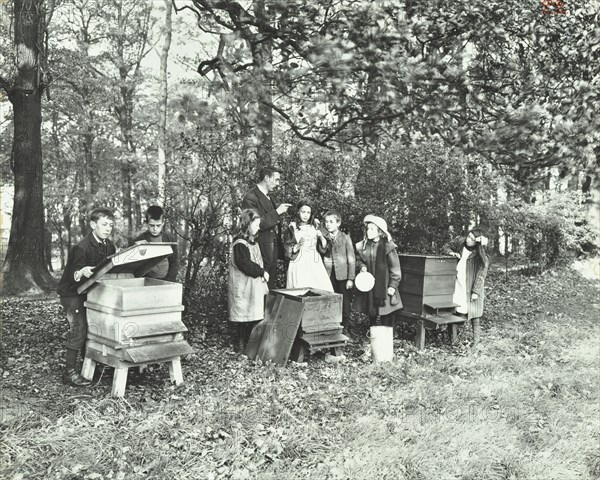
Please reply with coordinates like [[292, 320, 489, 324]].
[[363, 214, 391, 240]]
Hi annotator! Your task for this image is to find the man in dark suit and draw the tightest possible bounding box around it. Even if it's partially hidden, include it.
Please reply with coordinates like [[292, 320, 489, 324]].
[[241, 166, 291, 289]]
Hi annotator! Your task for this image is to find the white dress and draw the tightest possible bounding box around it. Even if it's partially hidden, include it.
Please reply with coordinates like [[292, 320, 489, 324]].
[[286, 225, 334, 291], [452, 246, 470, 314]]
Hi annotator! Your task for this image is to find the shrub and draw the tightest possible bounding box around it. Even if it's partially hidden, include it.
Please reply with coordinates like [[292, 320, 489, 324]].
[[352, 140, 497, 252], [486, 190, 599, 272]]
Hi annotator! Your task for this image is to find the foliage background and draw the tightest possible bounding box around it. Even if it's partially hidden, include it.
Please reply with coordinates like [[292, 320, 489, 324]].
[[0, 0, 598, 294]]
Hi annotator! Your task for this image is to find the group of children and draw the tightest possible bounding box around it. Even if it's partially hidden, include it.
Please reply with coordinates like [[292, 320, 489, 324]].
[[58, 206, 177, 387], [228, 200, 406, 352], [229, 200, 491, 353], [58, 199, 489, 386]]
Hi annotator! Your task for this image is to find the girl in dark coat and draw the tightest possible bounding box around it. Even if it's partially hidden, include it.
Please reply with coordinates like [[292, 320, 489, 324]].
[[354, 215, 403, 326], [443, 228, 490, 343]]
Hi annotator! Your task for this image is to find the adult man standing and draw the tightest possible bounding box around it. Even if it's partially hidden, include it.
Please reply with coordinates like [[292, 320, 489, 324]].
[[241, 166, 291, 289]]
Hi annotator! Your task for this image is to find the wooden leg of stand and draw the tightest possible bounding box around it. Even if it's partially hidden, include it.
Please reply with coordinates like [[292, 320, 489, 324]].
[[449, 324, 459, 345], [111, 367, 129, 397], [81, 357, 96, 381], [168, 357, 184, 385], [415, 320, 426, 350]]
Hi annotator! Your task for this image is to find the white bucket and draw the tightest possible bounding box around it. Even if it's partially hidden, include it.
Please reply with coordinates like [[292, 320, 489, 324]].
[[369, 326, 394, 362]]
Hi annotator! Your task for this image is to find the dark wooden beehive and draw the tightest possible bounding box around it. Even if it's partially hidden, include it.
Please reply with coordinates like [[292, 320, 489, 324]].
[[398, 254, 458, 314]]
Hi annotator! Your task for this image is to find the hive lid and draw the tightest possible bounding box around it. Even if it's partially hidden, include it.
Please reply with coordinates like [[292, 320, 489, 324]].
[[77, 241, 176, 294]]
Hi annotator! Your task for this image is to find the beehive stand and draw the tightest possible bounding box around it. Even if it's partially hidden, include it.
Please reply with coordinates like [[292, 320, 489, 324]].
[[77, 243, 193, 396], [396, 255, 465, 349]]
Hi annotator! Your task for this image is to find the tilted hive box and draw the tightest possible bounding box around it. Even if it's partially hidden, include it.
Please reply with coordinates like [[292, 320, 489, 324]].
[[246, 288, 347, 365], [78, 242, 193, 396]]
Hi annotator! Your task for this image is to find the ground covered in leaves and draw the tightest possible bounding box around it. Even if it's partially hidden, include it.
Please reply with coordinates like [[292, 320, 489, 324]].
[[1, 261, 599, 480]]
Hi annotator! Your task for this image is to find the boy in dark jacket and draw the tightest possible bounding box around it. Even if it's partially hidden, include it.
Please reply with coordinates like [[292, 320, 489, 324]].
[[132, 206, 179, 282], [57, 207, 116, 386]]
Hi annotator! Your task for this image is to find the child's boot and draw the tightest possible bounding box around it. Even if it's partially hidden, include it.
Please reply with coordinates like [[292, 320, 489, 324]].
[[63, 348, 91, 387], [231, 323, 243, 353]]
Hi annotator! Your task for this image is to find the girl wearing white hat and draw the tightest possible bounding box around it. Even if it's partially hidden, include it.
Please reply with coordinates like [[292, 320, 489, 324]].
[[354, 215, 403, 325]]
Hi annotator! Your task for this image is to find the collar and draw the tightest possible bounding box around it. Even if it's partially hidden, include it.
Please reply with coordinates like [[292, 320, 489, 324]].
[[91, 232, 106, 245], [257, 183, 270, 198]]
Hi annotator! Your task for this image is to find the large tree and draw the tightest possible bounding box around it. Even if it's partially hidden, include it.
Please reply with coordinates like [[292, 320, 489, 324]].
[[185, 0, 598, 183], [1, 0, 56, 294], [157, 0, 173, 204]]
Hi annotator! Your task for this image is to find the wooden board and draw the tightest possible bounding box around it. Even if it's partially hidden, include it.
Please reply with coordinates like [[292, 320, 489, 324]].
[[86, 308, 187, 345], [422, 314, 466, 326], [298, 333, 348, 347], [424, 299, 460, 310], [254, 295, 304, 365], [84, 301, 184, 317], [300, 295, 342, 330], [396, 312, 465, 330], [248, 289, 343, 365], [298, 328, 343, 343], [85, 338, 192, 367], [87, 331, 184, 349], [123, 341, 194, 363], [399, 255, 457, 275], [399, 292, 455, 316], [84, 340, 133, 368], [299, 321, 343, 334], [400, 272, 456, 296], [77, 243, 176, 294], [245, 294, 280, 359], [86, 277, 182, 311]]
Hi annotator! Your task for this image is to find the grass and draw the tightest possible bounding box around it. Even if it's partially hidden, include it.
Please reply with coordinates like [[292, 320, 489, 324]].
[[1, 262, 599, 480]]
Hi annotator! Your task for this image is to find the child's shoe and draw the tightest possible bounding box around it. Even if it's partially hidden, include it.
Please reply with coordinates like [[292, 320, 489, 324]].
[[63, 368, 92, 387]]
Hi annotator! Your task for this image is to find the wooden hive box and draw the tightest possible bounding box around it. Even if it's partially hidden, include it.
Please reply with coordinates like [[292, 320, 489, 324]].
[[397, 254, 467, 350], [246, 288, 346, 365], [77, 242, 193, 396], [398, 254, 458, 315]]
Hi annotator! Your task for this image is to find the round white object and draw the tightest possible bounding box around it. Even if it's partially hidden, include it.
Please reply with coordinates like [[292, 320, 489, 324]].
[[355, 271, 375, 292]]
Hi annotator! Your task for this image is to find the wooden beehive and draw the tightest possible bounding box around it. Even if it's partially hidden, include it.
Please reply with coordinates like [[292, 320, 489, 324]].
[[398, 254, 458, 314], [246, 288, 347, 364], [396, 254, 465, 350], [77, 242, 193, 396]]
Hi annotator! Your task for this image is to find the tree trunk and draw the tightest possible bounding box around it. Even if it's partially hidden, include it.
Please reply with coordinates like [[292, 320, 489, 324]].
[[57, 220, 65, 270], [76, 170, 87, 235], [83, 130, 94, 217], [2, 0, 56, 294], [355, 69, 383, 197], [112, 0, 150, 237], [121, 160, 133, 235], [252, 0, 273, 168], [157, 0, 172, 205], [64, 211, 72, 264]]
